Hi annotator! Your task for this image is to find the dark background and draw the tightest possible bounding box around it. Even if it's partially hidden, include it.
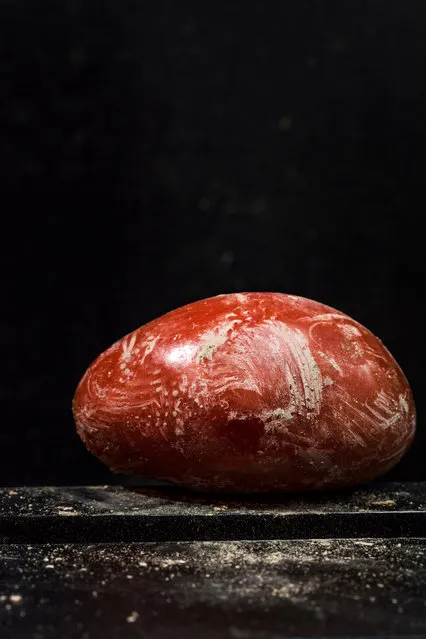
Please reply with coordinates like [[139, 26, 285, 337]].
[[1, 1, 424, 486]]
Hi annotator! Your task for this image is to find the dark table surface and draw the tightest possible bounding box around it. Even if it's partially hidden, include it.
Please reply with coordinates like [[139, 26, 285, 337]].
[[1, 482, 426, 638]]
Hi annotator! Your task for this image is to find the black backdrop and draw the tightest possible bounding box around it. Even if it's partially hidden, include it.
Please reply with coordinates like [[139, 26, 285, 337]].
[[1, 1, 424, 485]]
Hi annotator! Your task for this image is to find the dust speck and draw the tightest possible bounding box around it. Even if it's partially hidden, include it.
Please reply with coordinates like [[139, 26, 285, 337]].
[[126, 611, 139, 623]]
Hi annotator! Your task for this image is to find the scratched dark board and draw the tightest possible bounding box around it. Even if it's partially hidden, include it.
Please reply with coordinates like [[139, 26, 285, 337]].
[[1, 483, 426, 638]]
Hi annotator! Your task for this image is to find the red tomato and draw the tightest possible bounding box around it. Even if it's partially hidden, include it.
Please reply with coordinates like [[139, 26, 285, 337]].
[[73, 293, 415, 492]]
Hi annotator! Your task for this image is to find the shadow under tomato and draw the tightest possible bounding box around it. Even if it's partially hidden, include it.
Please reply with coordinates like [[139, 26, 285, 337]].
[[126, 480, 383, 511]]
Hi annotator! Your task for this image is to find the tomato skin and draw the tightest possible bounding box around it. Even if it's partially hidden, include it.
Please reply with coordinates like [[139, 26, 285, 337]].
[[73, 293, 415, 492]]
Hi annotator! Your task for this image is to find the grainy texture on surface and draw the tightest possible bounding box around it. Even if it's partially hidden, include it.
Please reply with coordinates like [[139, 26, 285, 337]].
[[1, 484, 425, 638], [73, 293, 415, 492], [1, 539, 426, 638], [0, 483, 425, 543]]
